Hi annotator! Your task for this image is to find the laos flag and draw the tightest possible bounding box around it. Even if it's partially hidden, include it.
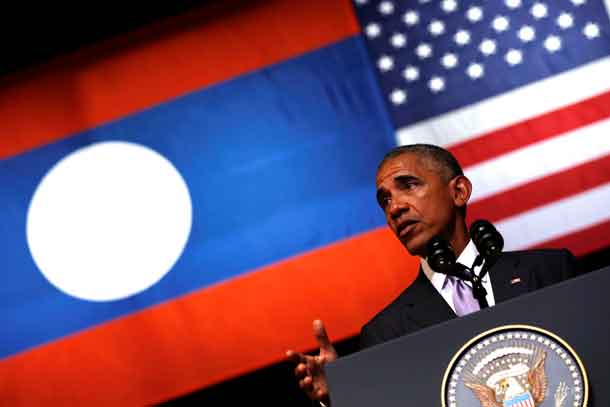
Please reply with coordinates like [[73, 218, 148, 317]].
[[0, 0, 418, 404]]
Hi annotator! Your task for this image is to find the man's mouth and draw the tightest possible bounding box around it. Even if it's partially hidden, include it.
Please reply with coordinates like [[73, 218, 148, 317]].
[[397, 220, 418, 238]]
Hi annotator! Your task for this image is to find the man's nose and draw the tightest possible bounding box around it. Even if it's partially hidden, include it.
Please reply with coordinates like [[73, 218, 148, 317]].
[[389, 198, 408, 219]]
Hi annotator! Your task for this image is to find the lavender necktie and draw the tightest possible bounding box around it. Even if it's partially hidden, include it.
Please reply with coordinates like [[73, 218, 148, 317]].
[[444, 275, 481, 316]]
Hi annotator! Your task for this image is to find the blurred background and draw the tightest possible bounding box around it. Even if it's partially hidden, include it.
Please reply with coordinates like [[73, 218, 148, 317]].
[[1, 0, 609, 405]]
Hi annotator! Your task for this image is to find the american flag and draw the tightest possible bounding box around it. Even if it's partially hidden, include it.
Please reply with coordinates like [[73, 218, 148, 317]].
[[352, 0, 610, 256]]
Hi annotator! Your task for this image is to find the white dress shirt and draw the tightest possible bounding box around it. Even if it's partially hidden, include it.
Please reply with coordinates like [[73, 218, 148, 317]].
[[421, 239, 496, 313]]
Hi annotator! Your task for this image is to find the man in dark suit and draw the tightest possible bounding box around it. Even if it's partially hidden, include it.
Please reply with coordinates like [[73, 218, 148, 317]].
[[286, 144, 577, 405], [359, 248, 577, 348]]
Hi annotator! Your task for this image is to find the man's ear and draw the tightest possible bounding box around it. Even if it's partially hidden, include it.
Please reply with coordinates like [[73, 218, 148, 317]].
[[451, 175, 472, 208]]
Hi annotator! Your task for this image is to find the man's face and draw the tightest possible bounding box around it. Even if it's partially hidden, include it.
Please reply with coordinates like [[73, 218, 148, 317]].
[[375, 153, 458, 257]]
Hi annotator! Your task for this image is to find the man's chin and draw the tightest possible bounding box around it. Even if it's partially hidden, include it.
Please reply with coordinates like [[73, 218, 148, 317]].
[[400, 237, 427, 258]]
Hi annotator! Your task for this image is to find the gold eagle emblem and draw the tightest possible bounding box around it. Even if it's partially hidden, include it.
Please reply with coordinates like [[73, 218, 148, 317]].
[[465, 352, 547, 407]]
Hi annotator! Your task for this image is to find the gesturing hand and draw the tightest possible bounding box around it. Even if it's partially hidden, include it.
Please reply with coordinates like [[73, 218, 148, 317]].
[[286, 320, 338, 405]]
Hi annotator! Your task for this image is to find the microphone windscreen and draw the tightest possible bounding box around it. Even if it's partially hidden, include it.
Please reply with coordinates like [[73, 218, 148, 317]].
[[426, 236, 456, 275], [470, 219, 504, 258]]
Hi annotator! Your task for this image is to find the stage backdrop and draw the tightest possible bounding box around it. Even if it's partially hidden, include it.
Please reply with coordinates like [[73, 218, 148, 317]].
[[1, 0, 609, 404]]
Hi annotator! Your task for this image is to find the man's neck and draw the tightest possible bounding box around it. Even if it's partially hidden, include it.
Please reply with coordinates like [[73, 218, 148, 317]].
[[449, 222, 470, 258]]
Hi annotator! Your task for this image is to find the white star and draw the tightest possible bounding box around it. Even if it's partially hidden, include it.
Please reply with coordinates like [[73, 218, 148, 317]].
[[441, 0, 458, 13], [378, 55, 394, 72], [518, 25, 536, 42], [544, 35, 562, 52], [492, 16, 510, 32], [531, 2, 548, 19], [429, 20, 446, 36], [365, 23, 382, 38], [403, 10, 420, 26], [505, 49, 523, 65], [466, 6, 483, 22], [583, 22, 600, 39], [557, 12, 574, 29], [454, 29, 471, 46], [479, 39, 497, 55], [505, 0, 522, 8], [429, 76, 446, 93], [441, 53, 459, 69], [415, 43, 433, 59], [402, 66, 419, 82], [390, 89, 407, 105], [354, 0, 368, 4], [391, 33, 407, 48], [379, 1, 395, 15], [571, 0, 586, 5]]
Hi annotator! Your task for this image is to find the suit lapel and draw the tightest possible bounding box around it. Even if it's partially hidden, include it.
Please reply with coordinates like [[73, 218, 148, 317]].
[[400, 269, 456, 329], [490, 253, 532, 303], [398, 253, 535, 333]]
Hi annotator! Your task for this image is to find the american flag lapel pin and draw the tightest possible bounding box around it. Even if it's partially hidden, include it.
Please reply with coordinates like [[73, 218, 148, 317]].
[[510, 277, 522, 285]]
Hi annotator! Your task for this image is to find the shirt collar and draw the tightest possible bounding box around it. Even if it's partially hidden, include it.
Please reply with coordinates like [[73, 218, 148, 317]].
[[421, 239, 481, 287]]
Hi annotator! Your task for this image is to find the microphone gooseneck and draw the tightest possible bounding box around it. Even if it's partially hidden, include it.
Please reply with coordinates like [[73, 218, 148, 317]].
[[470, 219, 504, 260], [469, 219, 505, 281]]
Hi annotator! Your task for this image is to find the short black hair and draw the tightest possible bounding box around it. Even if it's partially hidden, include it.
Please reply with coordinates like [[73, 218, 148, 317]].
[[377, 144, 463, 182]]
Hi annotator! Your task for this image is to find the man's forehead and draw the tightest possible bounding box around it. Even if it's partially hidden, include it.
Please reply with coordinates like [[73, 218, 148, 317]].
[[375, 154, 424, 186]]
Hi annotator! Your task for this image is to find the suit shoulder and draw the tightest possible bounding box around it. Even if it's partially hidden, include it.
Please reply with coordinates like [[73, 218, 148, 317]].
[[500, 248, 578, 280], [361, 274, 427, 341], [359, 285, 412, 349], [362, 285, 411, 331], [501, 248, 574, 262]]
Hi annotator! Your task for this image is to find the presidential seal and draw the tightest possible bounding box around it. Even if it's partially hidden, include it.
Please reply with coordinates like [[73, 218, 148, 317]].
[[441, 325, 588, 407]]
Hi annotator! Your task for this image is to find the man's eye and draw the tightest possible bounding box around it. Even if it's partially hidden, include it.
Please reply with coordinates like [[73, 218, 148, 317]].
[[377, 195, 390, 209], [398, 180, 416, 189]]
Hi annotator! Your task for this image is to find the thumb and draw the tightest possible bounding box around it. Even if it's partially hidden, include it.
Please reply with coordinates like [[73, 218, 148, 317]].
[[313, 319, 334, 353]]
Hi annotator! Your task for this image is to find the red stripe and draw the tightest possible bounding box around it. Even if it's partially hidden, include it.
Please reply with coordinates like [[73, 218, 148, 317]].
[[0, 227, 418, 405], [467, 154, 610, 223], [0, 0, 359, 160], [528, 218, 610, 256], [449, 90, 610, 168]]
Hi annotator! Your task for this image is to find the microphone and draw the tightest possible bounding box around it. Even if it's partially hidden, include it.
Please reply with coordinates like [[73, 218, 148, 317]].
[[426, 236, 474, 281], [426, 235, 488, 308], [469, 219, 504, 260], [426, 236, 456, 276]]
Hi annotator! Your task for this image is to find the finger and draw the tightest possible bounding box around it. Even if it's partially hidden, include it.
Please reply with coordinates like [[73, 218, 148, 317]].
[[299, 377, 313, 392], [294, 363, 307, 378], [305, 355, 316, 372], [313, 319, 333, 351], [311, 355, 325, 371], [286, 350, 306, 364], [311, 355, 331, 376]]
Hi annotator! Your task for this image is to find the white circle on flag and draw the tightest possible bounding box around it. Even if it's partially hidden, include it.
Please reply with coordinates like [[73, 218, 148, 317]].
[[26, 141, 193, 302]]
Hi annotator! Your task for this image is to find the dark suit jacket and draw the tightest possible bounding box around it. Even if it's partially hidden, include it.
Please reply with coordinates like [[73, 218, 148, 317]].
[[359, 249, 578, 349]]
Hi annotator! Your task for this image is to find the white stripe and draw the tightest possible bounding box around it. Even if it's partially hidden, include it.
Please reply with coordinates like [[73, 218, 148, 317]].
[[395, 56, 610, 147], [465, 118, 610, 203], [497, 182, 610, 250]]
